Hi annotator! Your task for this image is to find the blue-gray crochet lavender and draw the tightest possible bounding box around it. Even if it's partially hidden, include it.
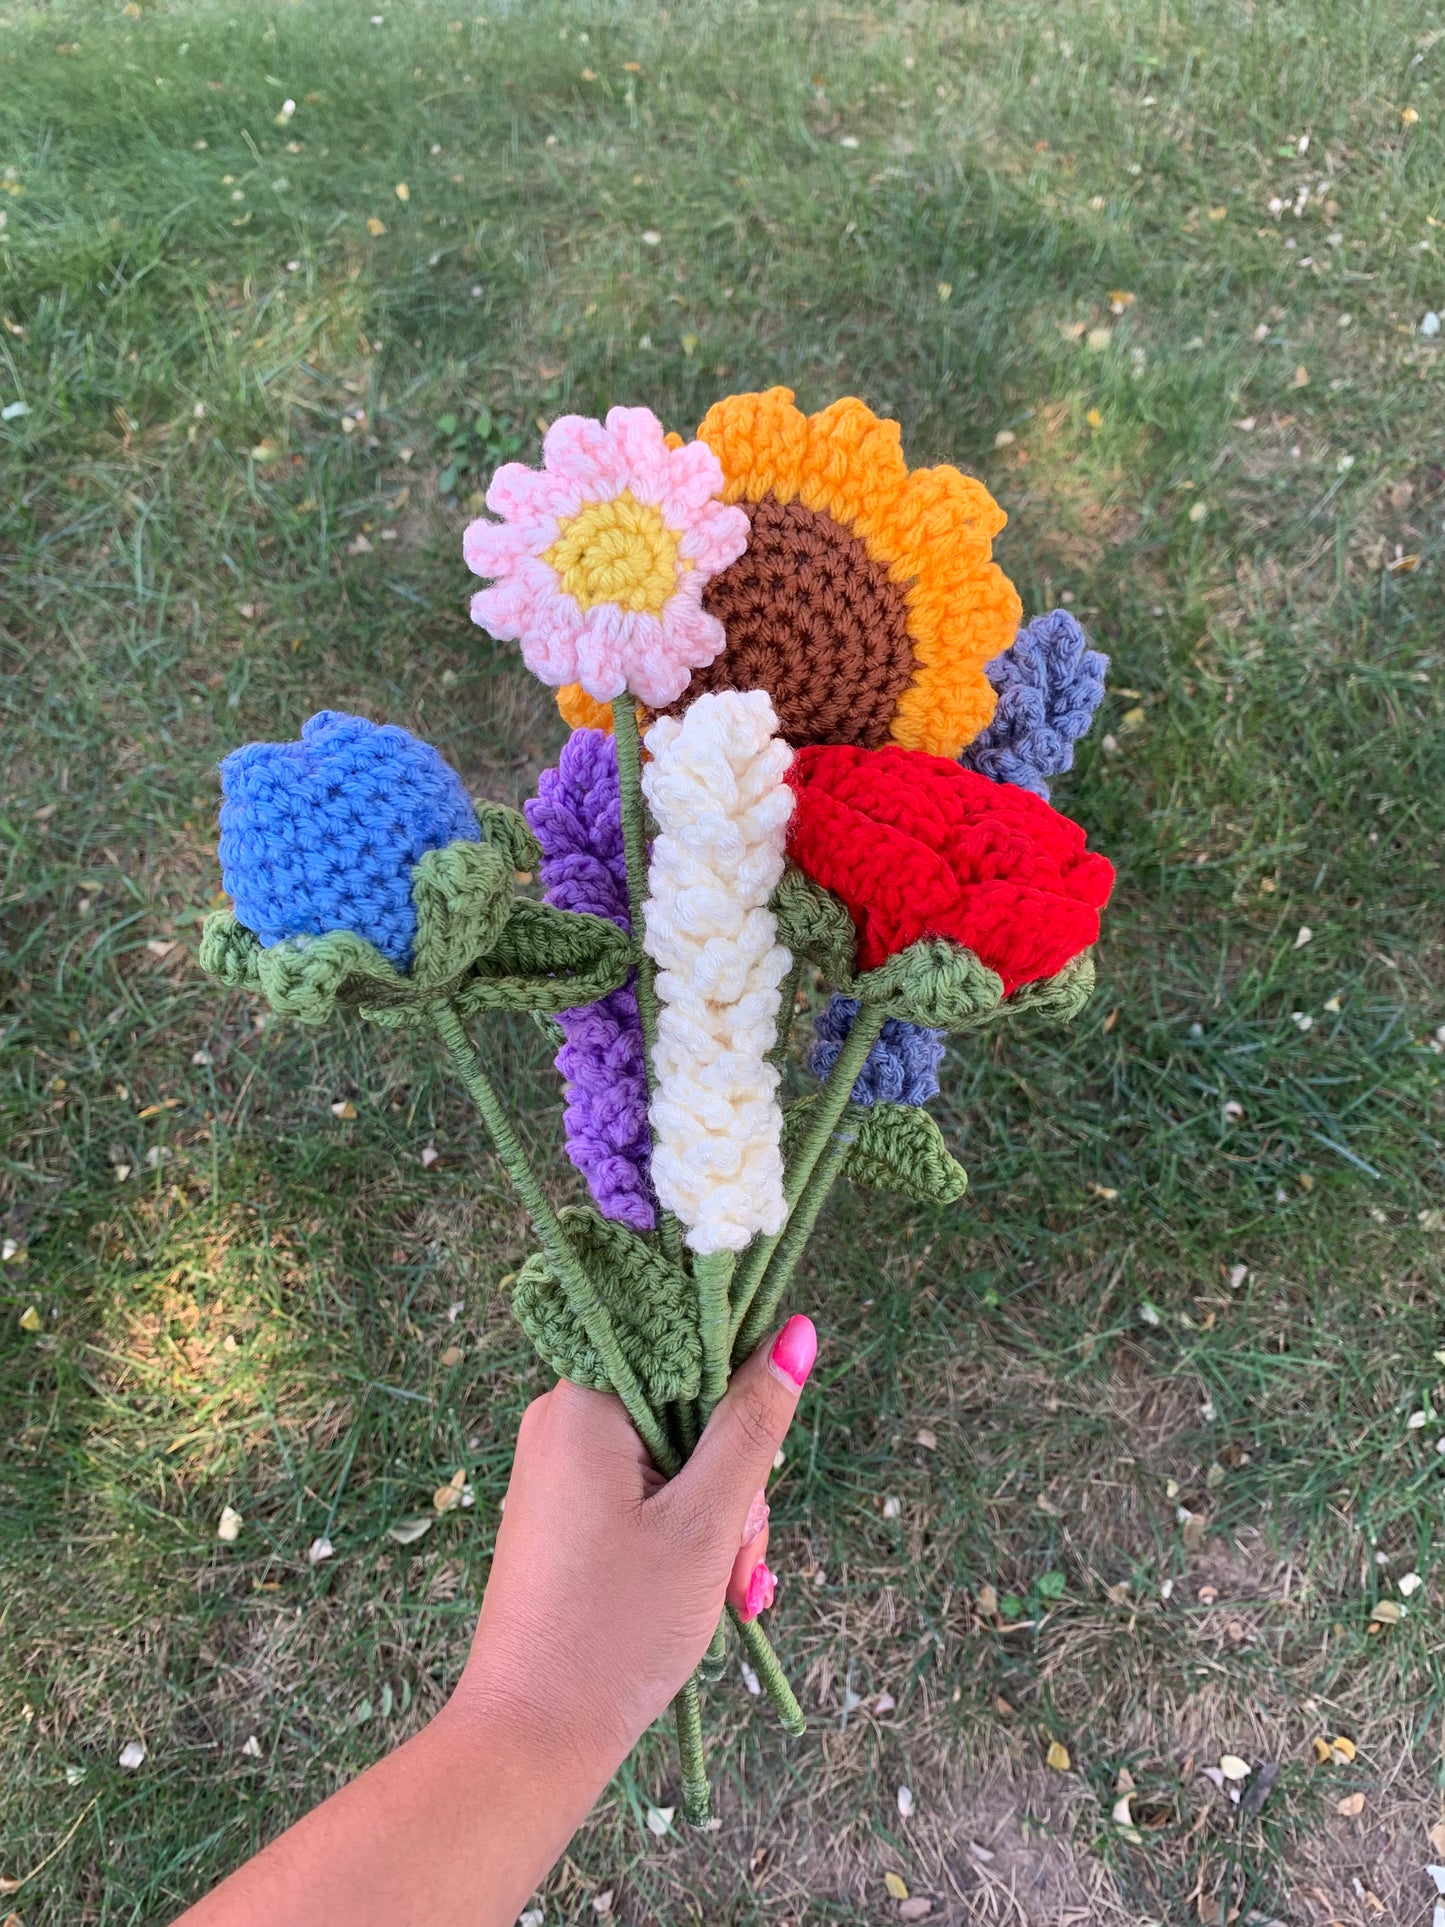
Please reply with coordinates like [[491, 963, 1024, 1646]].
[[810, 609, 1109, 1102], [958, 608, 1109, 801], [808, 998, 945, 1106]]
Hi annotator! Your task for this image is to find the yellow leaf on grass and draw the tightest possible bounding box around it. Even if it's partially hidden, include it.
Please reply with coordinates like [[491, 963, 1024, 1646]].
[[1086, 408, 1103, 427], [18, 1306, 41, 1332], [884, 1872, 909, 1901], [395, 182, 409, 201], [1219, 1755, 1250, 1782], [1291, 365, 1310, 388], [366, 217, 387, 236], [1311, 1736, 1332, 1764], [1046, 1740, 1071, 1772], [1330, 1734, 1356, 1763], [1336, 1790, 1365, 1816]]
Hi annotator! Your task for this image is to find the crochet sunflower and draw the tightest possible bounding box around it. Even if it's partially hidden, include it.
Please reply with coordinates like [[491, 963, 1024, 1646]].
[[557, 388, 1022, 757]]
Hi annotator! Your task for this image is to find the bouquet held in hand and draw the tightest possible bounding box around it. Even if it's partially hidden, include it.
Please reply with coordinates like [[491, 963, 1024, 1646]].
[[200, 390, 1114, 1821]]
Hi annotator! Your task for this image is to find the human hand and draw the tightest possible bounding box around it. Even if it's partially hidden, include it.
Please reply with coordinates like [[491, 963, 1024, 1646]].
[[452, 1313, 818, 1798]]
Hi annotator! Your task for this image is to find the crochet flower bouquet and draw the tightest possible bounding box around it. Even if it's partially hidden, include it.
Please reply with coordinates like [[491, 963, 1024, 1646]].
[[201, 391, 1114, 1822]]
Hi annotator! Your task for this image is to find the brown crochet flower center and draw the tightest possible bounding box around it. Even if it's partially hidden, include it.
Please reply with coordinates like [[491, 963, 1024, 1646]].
[[662, 494, 916, 748]]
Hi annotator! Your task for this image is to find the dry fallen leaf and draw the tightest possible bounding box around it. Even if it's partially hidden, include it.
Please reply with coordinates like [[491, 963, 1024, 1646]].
[[1046, 1740, 1071, 1772], [645, 1805, 673, 1837], [1219, 1755, 1251, 1782], [307, 1535, 334, 1566], [365, 216, 386, 236], [884, 1872, 910, 1901], [1291, 365, 1310, 387], [976, 1583, 998, 1616], [1311, 1736, 1333, 1764], [914, 1427, 937, 1450], [440, 1344, 462, 1368], [330, 1099, 357, 1120], [899, 1901, 933, 1922], [394, 182, 409, 201], [433, 1467, 469, 1513], [1330, 1734, 1357, 1763], [1371, 1599, 1403, 1625], [387, 1515, 434, 1545], [1241, 1761, 1279, 1818], [1336, 1791, 1366, 1817], [591, 1891, 614, 1917], [1430, 1819, 1445, 1856]]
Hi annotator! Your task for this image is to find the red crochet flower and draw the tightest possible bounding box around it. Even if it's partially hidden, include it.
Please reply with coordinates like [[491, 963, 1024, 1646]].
[[785, 745, 1115, 992]]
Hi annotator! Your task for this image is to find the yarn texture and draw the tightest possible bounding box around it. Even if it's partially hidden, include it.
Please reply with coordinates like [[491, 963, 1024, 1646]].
[[464, 406, 750, 707], [508, 1205, 701, 1404], [809, 996, 945, 1106], [960, 610, 1110, 799], [525, 728, 658, 1231], [786, 745, 1114, 992], [218, 710, 480, 968], [782, 1098, 968, 1205], [682, 388, 1021, 757], [642, 690, 794, 1253]]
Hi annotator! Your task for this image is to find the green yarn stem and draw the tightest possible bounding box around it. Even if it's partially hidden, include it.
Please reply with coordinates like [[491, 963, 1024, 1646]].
[[610, 691, 683, 1269], [698, 1615, 729, 1683], [770, 957, 803, 1068], [430, 1001, 678, 1477], [734, 1111, 854, 1364], [731, 1608, 806, 1735], [693, 1248, 736, 1421], [674, 1674, 711, 1827], [727, 1004, 886, 1354]]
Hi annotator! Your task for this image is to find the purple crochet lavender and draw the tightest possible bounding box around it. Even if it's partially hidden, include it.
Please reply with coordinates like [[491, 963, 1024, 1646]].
[[958, 609, 1109, 801], [809, 997, 946, 1107], [524, 729, 657, 1231]]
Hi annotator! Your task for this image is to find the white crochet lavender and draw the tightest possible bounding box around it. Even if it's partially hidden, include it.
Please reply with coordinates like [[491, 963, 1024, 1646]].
[[641, 690, 794, 1253]]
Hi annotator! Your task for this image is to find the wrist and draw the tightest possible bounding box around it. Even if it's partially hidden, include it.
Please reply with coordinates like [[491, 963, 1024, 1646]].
[[444, 1650, 623, 1818]]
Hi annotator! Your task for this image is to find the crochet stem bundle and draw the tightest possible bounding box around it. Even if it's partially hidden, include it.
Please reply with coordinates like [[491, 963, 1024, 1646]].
[[728, 1003, 886, 1355], [430, 1000, 679, 1476]]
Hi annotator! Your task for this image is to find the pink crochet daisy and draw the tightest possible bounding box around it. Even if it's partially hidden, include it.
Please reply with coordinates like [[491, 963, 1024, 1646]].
[[463, 406, 751, 709]]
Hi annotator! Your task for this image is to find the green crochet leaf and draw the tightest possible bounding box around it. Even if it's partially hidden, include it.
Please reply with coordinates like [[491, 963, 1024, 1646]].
[[783, 1098, 969, 1205], [769, 865, 856, 983], [199, 910, 408, 1024], [199, 909, 263, 992], [452, 899, 637, 1014], [507, 1205, 702, 1403], [408, 839, 516, 990], [851, 939, 1004, 1030], [996, 950, 1096, 1025], [261, 928, 407, 1022], [476, 799, 544, 876]]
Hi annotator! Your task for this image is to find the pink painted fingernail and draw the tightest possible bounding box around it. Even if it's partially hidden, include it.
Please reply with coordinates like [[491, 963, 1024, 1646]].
[[741, 1488, 770, 1547], [741, 1561, 776, 1622], [768, 1314, 817, 1389]]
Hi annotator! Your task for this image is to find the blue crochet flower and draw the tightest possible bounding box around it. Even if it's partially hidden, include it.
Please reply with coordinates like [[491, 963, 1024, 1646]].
[[218, 711, 480, 968], [809, 996, 945, 1107], [958, 609, 1109, 800]]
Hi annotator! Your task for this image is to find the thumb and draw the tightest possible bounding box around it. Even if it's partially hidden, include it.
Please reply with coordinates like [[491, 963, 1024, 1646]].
[[678, 1314, 818, 1528]]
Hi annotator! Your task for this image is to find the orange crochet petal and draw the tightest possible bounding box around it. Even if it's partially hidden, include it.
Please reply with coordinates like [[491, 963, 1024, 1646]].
[[557, 683, 615, 733], [696, 389, 1018, 758]]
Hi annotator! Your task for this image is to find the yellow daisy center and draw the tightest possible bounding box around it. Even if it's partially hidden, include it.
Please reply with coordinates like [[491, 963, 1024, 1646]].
[[542, 490, 688, 615]]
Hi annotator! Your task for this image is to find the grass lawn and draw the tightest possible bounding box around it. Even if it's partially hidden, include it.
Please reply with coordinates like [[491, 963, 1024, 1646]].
[[3, 0, 1445, 1920]]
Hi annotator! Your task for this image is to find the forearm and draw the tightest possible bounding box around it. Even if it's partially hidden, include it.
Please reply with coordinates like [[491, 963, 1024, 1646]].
[[172, 1691, 607, 1927]]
